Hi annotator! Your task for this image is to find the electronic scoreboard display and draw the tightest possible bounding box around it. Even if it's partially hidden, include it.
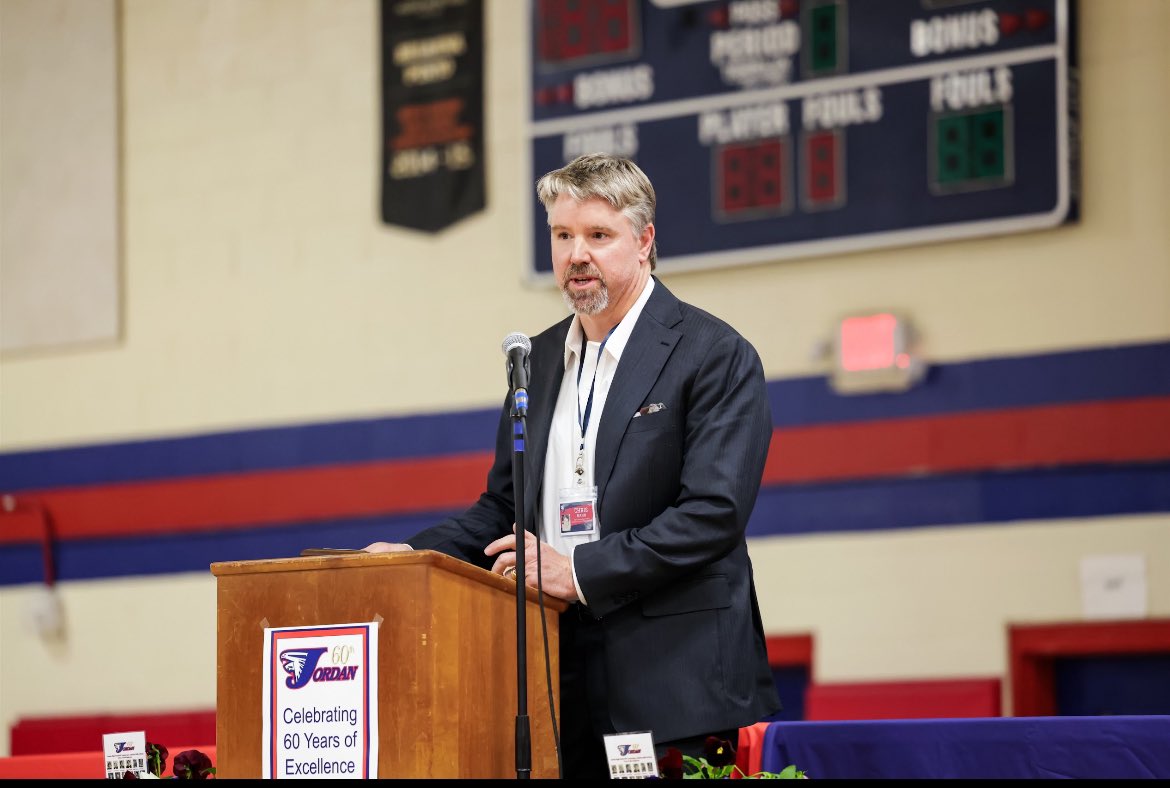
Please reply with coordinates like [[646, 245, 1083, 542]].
[[524, 0, 1077, 280]]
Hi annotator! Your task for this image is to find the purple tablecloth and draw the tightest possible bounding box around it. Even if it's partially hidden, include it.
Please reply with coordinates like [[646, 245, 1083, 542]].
[[760, 716, 1170, 779]]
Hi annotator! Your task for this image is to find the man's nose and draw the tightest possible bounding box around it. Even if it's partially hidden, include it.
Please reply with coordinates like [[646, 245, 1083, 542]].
[[569, 237, 591, 264]]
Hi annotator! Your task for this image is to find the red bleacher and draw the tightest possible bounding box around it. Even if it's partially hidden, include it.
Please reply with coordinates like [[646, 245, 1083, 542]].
[[10, 709, 215, 756]]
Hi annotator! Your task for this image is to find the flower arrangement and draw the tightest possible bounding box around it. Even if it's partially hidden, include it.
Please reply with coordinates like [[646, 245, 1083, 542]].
[[656, 736, 806, 780], [124, 742, 216, 780]]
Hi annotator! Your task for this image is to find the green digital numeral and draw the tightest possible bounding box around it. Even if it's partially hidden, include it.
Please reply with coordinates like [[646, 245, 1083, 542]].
[[809, 4, 839, 74], [934, 107, 1008, 188], [970, 109, 1005, 179], [936, 115, 971, 183]]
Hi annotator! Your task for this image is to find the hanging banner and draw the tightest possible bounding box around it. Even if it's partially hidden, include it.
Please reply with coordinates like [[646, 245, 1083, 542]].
[[380, 0, 485, 232], [262, 622, 380, 779]]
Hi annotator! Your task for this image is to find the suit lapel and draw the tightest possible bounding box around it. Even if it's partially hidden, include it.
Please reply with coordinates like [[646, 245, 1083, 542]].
[[593, 280, 682, 516]]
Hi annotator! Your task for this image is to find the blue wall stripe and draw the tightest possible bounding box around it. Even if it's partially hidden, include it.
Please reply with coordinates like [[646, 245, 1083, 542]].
[[746, 462, 1170, 538], [768, 341, 1170, 428], [0, 511, 456, 586], [2, 341, 1168, 493], [4, 462, 1168, 586], [0, 408, 501, 493]]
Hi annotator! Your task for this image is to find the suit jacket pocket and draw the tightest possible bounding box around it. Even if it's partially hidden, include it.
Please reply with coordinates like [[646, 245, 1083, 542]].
[[626, 411, 676, 434], [641, 573, 731, 616]]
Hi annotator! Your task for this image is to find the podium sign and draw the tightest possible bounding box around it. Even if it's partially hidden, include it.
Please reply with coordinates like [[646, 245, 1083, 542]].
[[261, 622, 379, 779]]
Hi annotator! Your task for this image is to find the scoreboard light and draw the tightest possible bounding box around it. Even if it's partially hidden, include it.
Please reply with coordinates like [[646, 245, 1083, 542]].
[[715, 138, 791, 219], [803, 0, 847, 77], [830, 312, 927, 395], [931, 104, 1013, 193], [535, 0, 639, 71], [802, 129, 845, 210]]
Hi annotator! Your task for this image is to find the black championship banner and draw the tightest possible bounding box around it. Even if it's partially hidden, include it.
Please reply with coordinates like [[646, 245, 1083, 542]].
[[380, 0, 485, 232]]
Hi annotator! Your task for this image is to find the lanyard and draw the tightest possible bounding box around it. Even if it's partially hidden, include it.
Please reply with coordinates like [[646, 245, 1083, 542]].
[[574, 325, 617, 481]]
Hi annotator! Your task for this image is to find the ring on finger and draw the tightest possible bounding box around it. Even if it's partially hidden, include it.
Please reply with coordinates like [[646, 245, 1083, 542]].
[[504, 566, 517, 579]]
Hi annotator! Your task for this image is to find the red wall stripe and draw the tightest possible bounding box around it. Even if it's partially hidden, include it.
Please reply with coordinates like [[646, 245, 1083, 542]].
[[762, 396, 1170, 484], [3, 397, 1168, 545], [0, 452, 493, 544]]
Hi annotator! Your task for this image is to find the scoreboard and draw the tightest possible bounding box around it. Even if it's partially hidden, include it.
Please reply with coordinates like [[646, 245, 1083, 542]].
[[523, 0, 1077, 280]]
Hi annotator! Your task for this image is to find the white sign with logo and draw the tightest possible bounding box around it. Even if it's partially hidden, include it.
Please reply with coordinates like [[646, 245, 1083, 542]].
[[261, 622, 379, 779], [102, 730, 147, 779], [603, 730, 659, 779]]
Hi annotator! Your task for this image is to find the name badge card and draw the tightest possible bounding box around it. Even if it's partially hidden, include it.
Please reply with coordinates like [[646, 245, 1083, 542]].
[[262, 622, 379, 779], [558, 486, 599, 536], [103, 730, 147, 779], [603, 731, 659, 779]]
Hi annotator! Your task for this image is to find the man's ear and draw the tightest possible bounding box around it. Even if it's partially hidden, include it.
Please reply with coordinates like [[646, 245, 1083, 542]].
[[638, 222, 655, 264]]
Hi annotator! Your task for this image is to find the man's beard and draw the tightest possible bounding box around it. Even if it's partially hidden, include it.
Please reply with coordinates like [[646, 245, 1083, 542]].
[[560, 263, 609, 315]]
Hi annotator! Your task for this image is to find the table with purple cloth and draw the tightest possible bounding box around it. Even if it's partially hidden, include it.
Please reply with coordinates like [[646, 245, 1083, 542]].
[[760, 715, 1170, 779]]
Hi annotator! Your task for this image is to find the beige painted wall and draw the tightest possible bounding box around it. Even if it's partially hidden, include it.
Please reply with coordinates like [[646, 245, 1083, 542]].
[[1, 0, 1168, 756], [751, 514, 1170, 680], [2, 0, 1167, 451]]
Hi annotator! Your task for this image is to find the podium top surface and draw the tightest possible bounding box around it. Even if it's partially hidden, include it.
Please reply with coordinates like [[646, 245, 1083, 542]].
[[210, 549, 568, 611]]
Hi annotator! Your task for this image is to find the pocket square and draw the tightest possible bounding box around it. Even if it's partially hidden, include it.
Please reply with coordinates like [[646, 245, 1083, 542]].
[[633, 402, 667, 418]]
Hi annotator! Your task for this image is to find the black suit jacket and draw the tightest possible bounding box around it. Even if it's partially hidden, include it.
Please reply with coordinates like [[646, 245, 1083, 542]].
[[407, 278, 780, 741]]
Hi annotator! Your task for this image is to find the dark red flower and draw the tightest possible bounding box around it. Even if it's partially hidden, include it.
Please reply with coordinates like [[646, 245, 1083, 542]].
[[703, 735, 737, 767], [658, 746, 684, 779], [173, 749, 215, 779], [123, 771, 139, 779], [146, 742, 169, 778]]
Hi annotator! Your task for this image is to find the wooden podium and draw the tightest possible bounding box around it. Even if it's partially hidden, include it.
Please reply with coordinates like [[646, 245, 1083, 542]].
[[210, 550, 566, 778]]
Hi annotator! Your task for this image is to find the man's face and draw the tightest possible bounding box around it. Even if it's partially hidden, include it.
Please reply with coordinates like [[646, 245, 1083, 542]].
[[548, 193, 653, 317]]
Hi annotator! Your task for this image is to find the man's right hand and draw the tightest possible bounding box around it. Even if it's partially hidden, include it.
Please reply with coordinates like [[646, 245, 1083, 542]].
[[363, 542, 413, 553]]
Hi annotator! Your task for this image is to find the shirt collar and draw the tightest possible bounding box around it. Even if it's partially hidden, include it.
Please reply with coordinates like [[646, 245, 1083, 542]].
[[563, 276, 656, 369]]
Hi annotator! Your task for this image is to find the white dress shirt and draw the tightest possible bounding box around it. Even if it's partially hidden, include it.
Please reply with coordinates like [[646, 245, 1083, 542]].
[[540, 276, 656, 604]]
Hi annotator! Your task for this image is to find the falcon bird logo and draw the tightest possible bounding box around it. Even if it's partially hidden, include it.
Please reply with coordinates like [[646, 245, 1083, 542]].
[[279, 647, 327, 689]]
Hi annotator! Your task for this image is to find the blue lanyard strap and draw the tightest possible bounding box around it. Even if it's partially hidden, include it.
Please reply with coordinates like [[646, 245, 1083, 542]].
[[576, 325, 618, 449]]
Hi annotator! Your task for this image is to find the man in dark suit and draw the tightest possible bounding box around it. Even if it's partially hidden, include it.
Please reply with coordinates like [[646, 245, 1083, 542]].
[[366, 154, 779, 777]]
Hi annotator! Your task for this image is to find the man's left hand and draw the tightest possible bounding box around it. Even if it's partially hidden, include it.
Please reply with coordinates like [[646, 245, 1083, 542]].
[[485, 526, 579, 602]]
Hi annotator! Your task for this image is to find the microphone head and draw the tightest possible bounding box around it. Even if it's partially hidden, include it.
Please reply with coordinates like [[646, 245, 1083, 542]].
[[501, 332, 531, 356]]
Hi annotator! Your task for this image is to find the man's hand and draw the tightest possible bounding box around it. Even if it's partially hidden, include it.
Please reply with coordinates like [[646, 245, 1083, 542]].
[[485, 526, 579, 602], [363, 542, 413, 553]]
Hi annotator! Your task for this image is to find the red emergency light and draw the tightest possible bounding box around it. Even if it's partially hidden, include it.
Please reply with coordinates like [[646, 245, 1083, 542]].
[[831, 311, 926, 394]]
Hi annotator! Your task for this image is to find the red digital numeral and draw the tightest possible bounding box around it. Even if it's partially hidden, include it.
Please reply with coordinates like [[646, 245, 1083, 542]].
[[804, 130, 843, 208], [718, 139, 787, 217], [538, 0, 634, 66]]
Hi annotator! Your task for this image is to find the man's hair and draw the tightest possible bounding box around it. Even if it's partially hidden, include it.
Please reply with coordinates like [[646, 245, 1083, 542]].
[[536, 153, 657, 270]]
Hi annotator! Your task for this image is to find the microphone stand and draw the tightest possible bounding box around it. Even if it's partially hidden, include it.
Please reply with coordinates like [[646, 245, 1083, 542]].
[[510, 384, 531, 780]]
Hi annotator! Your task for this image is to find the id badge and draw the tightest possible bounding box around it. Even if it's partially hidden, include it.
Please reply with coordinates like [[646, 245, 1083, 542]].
[[558, 486, 598, 536]]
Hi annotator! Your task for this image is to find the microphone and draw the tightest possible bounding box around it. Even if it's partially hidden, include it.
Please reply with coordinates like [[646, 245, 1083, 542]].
[[501, 332, 531, 393]]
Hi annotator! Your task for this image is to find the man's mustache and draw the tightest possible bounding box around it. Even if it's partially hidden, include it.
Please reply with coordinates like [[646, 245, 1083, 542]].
[[562, 264, 605, 286]]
